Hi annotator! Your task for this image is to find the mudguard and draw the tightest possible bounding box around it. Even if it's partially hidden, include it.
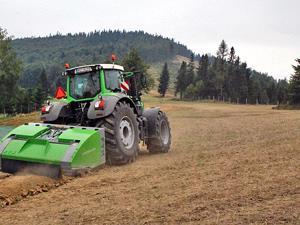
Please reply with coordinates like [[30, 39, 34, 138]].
[[87, 93, 138, 120], [41, 102, 68, 122], [142, 107, 160, 138]]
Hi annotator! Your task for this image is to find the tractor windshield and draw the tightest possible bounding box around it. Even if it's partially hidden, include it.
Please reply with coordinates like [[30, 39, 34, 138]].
[[104, 70, 122, 91], [69, 72, 100, 99]]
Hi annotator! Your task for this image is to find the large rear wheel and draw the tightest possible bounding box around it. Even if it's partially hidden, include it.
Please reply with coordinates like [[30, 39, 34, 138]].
[[97, 102, 139, 165], [147, 111, 171, 153]]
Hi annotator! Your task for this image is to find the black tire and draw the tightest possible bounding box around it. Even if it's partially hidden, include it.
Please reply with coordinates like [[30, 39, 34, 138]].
[[96, 102, 139, 165], [147, 111, 171, 153]]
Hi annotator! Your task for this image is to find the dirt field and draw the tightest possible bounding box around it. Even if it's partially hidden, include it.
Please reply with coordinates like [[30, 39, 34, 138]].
[[0, 98, 299, 224]]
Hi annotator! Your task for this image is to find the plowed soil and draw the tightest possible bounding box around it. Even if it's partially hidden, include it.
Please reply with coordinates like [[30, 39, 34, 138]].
[[0, 98, 299, 224]]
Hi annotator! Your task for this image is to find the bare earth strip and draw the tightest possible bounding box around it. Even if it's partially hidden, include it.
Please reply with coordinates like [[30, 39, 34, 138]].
[[0, 99, 299, 224]]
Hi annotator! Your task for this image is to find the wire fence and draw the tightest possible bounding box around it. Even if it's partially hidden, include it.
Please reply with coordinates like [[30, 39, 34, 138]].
[[0, 103, 41, 117], [182, 95, 286, 105]]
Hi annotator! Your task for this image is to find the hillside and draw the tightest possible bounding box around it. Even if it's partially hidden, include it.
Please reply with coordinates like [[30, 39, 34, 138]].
[[12, 30, 194, 89], [10, 31, 288, 106]]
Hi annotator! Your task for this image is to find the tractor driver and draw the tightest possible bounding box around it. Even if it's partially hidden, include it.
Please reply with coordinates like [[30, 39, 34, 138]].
[[82, 72, 99, 98]]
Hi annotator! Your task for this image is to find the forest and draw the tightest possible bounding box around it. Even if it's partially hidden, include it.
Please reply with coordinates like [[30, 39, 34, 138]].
[[173, 40, 290, 104], [12, 30, 193, 92], [0, 28, 299, 115]]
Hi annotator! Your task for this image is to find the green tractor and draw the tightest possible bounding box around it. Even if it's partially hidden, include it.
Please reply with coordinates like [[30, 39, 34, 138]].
[[0, 62, 171, 177]]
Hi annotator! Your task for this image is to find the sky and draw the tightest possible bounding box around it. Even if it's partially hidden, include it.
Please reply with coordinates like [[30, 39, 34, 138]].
[[1, 0, 299, 79]]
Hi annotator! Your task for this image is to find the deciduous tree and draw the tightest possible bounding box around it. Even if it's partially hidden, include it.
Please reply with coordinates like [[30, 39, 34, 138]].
[[0, 27, 22, 114], [122, 48, 154, 92]]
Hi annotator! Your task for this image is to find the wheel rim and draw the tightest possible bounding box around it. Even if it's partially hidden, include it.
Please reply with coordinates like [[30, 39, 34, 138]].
[[119, 116, 135, 149], [160, 120, 170, 145]]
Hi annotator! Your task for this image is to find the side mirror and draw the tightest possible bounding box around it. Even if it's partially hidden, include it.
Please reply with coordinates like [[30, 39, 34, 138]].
[[55, 86, 66, 99]]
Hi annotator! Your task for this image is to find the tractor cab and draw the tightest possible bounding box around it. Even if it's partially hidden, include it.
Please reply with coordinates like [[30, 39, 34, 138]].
[[44, 63, 143, 126], [63, 64, 125, 102]]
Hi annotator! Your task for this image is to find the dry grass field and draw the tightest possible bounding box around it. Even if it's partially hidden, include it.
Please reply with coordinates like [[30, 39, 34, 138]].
[[0, 97, 299, 224]]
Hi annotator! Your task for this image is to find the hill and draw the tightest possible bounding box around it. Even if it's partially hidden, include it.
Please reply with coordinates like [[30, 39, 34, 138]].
[[12, 30, 194, 89], [9, 30, 288, 106]]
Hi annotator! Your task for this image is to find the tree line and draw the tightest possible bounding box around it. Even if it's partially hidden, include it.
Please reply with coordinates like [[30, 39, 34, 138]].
[[1, 27, 299, 116], [1, 27, 154, 115], [0, 28, 45, 115], [0, 27, 48, 114], [167, 40, 290, 104]]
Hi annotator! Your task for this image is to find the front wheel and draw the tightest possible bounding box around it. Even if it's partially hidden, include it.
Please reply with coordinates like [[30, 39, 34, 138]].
[[147, 111, 171, 153]]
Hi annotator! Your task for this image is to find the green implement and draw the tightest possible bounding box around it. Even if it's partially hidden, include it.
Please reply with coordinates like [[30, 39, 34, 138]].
[[0, 123, 105, 177]]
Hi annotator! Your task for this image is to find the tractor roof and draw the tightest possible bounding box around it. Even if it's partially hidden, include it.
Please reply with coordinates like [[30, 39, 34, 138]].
[[64, 64, 124, 76], [71, 64, 123, 71], [101, 64, 124, 71]]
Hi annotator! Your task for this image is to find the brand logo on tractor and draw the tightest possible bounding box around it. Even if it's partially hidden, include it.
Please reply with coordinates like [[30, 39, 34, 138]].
[[75, 67, 92, 74]]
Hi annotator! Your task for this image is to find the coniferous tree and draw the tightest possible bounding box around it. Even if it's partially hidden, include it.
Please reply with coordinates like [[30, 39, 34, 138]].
[[34, 86, 43, 108], [226, 47, 236, 98], [39, 68, 48, 101], [289, 58, 300, 104], [48, 64, 65, 94], [175, 61, 187, 99], [186, 53, 195, 87], [217, 40, 229, 61], [228, 47, 236, 63], [216, 40, 228, 98], [197, 54, 209, 82], [268, 81, 278, 104], [25, 88, 35, 112], [277, 79, 288, 104], [240, 62, 250, 102], [196, 54, 209, 96], [158, 62, 170, 97]]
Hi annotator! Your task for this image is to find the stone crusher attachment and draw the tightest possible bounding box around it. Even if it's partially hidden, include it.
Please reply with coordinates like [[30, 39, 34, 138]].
[[0, 123, 105, 178]]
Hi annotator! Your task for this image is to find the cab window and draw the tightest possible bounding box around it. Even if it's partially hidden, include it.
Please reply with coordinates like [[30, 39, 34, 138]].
[[70, 72, 100, 99], [104, 70, 122, 91]]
